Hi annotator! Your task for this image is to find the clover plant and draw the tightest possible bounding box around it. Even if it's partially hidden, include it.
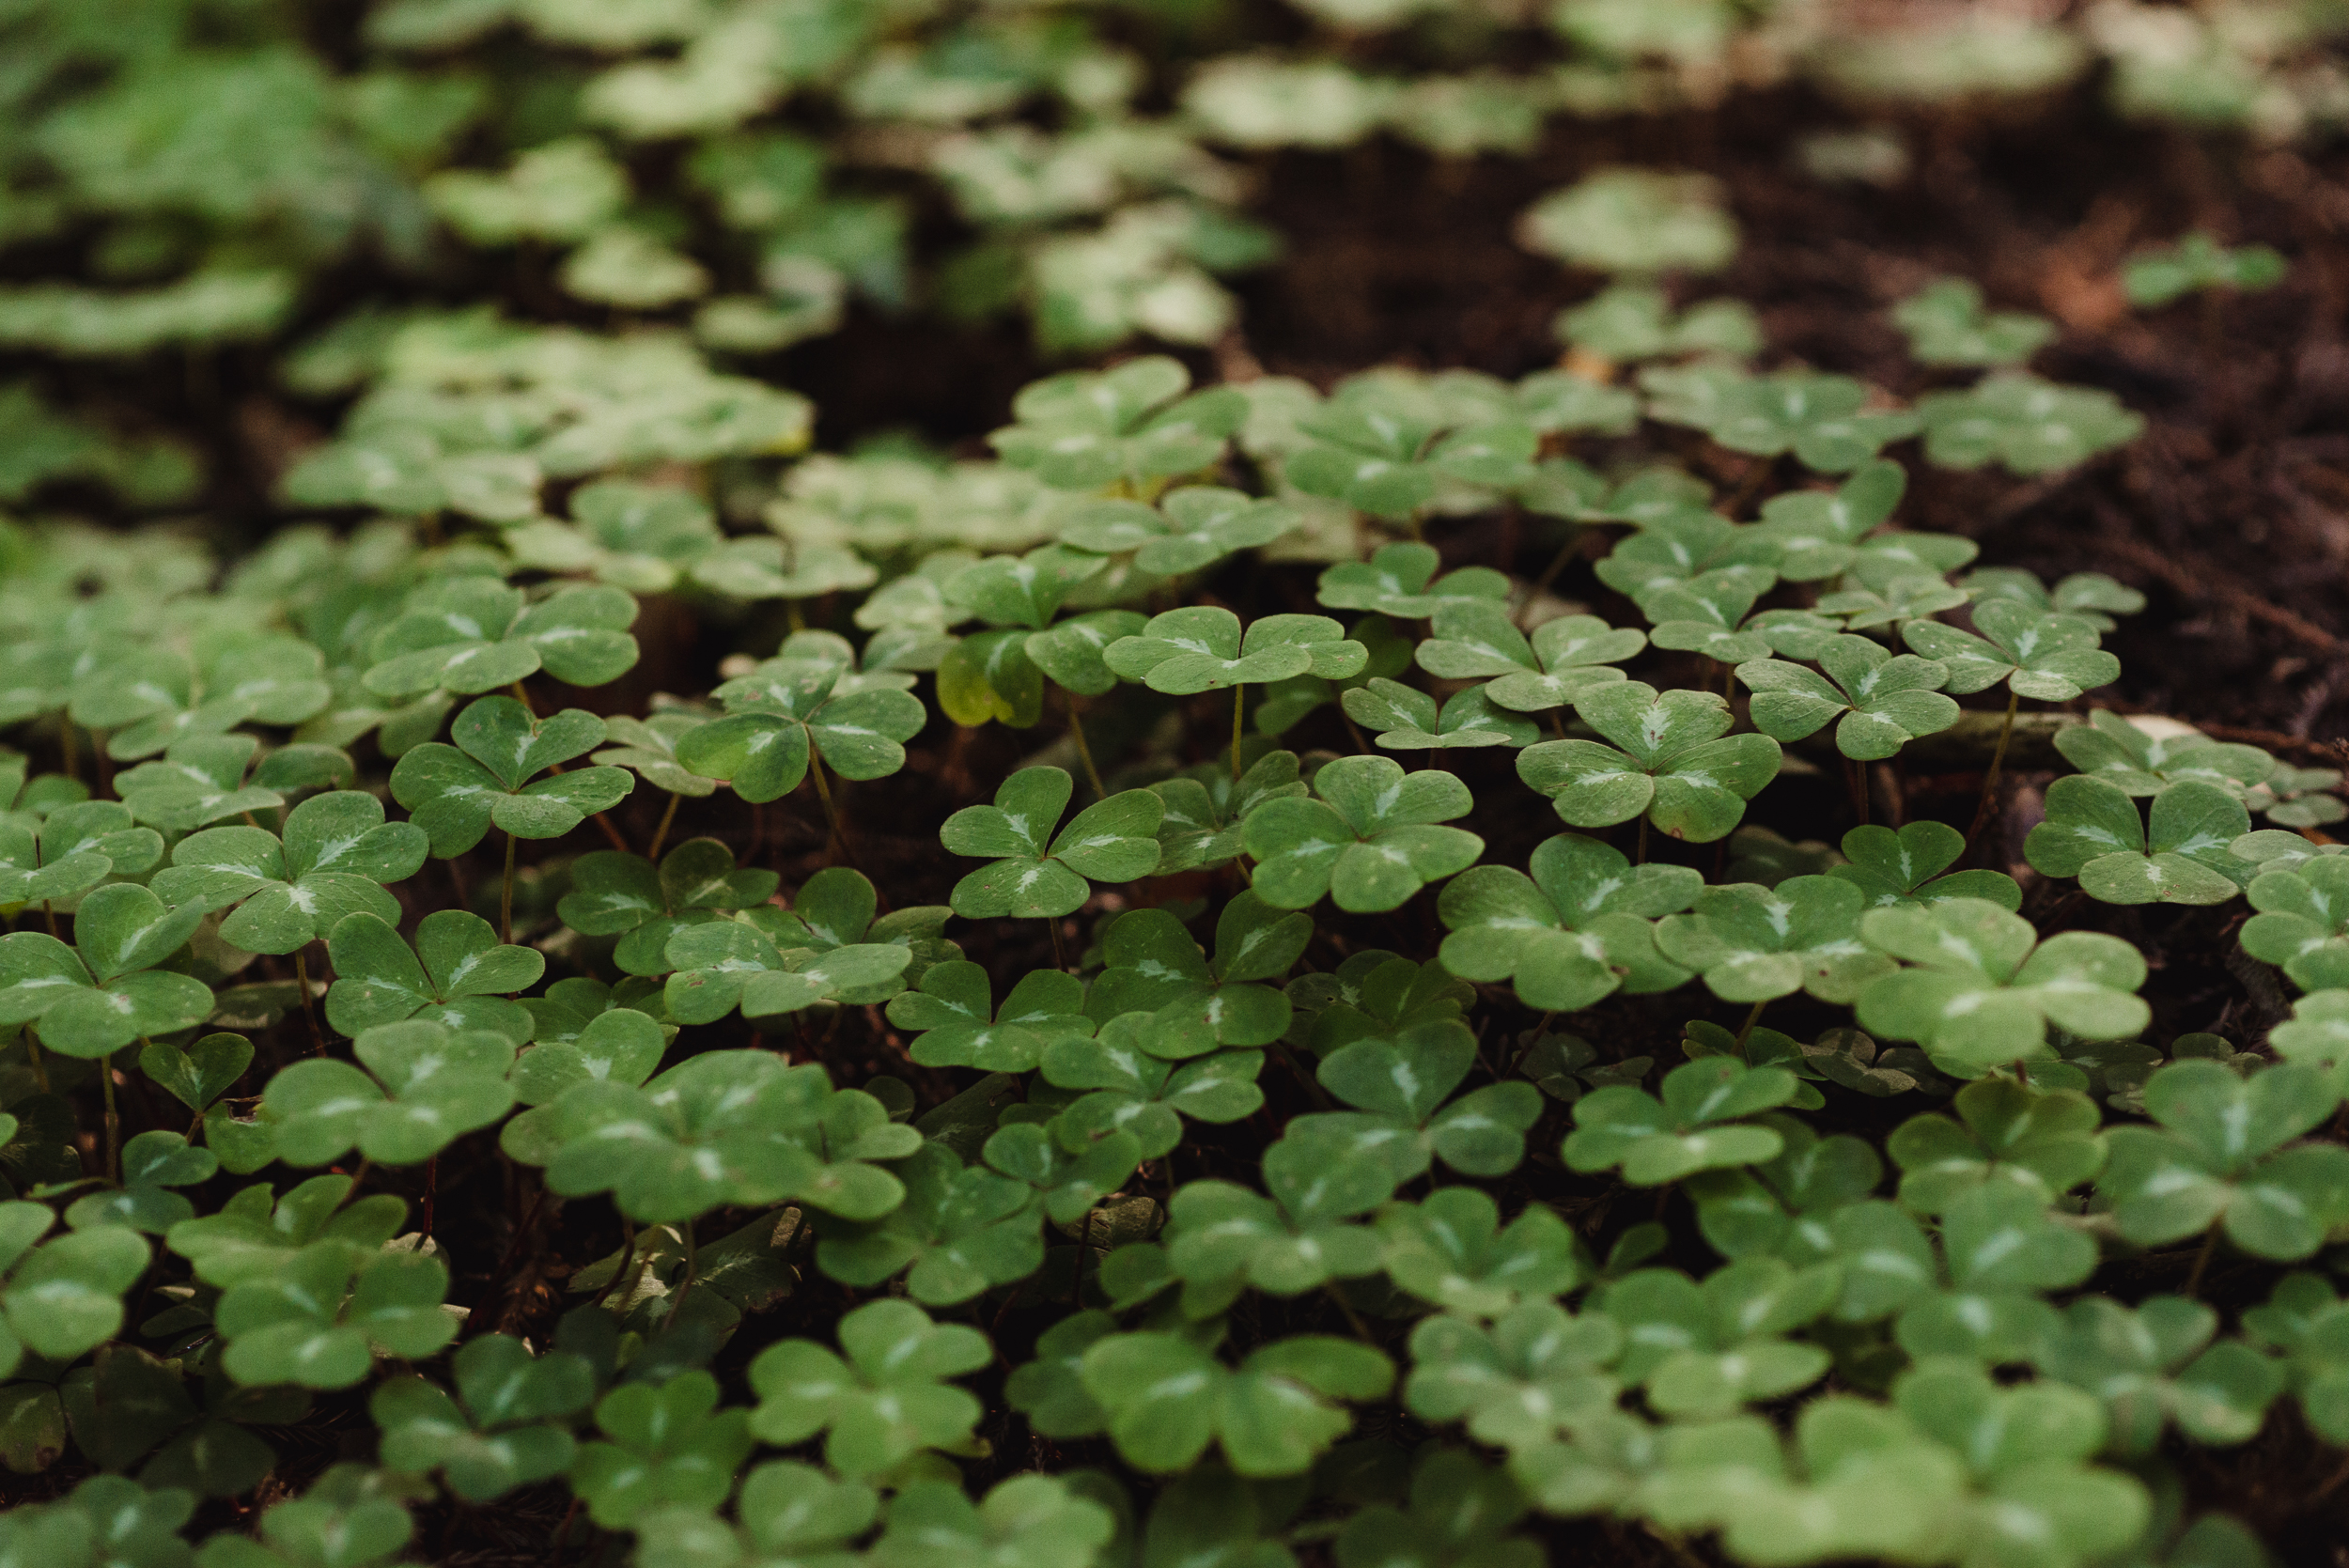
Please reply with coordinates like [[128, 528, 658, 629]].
[[0, 40, 2319, 1562]]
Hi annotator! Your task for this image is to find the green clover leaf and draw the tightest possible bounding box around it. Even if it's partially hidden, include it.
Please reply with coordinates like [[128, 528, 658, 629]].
[[1749, 459, 1906, 581], [1738, 635, 1960, 760], [1087, 895, 1306, 1050], [2097, 1059, 2349, 1260], [65, 1127, 219, 1233], [1892, 279, 2056, 367], [115, 734, 352, 831], [1892, 1184, 2098, 1362], [1243, 754, 1481, 912], [590, 711, 723, 799], [2244, 1273, 2349, 1445], [1440, 611, 1645, 714], [1379, 1187, 1587, 1318], [2024, 777, 2251, 906], [2241, 854, 2349, 988], [1656, 876, 1895, 1003], [1903, 602, 2120, 703], [1563, 1058, 1801, 1185], [1660, 367, 1921, 474], [570, 1372, 754, 1528], [263, 1020, 517, 1166], [1600, 1259, 1839, 1415], [1059, 486, 1300, 574], [661, 918, 911, 1024], [941, 766, 1164, 919], [1332, 1450, 1541, 1568], [1516, 168, 1737, 276], [1556, 282, 1761, 362], [1342, 679, 1538, 751], [1827, 820, 2022, 911], [1593, 511, 1780, 602], [816, 1141, 1040, 1305], [1885, 1359, 2151, 1567], [371, 1332, 595, 1502], [1040, 1014, 1266, 1159], [677, 649, 926, 803], [537, 1051, 917, 1222], [2052, 711, 2275, 797], [389, 696, 633, 858], [1405, 1301, 1621, 1455], [1151, 1144, 1390, 1316], [555, 838, 780, 976], [1438, 831, 1699, 1012], [2123, 232, 2287, 308], [151, 792, 427, 955], [1106, 607, 1366, 694], [1814, 572, 1972, 632], [2030, 1296, 2281, 1456], [140, 1032, 253, 1119], [1316, 542, 1511, 619], [324, 909, 541, 1042], [215, 1239, 455, 1389], [873, 1474, 1114, 1568], [2244, 762, 2346, 830], [988, 356, 1247, 491], [0, 799, 162, 907], [1857, 897, 2150, 1074], [363, 579, 639, 698], [0, 1202, 148, 1379], [888, 961, 1092, 1071], [1915, 372, 2146, 474], [747, 1296, 988, 1477], [1148, 749, 1307, 874], [1959, 567, 2145, 632], [1518, 681, 1781, 844], [0, 882, 211, 1058], [68, 635, 329, 761], [1081, 1328, 1392, 1477], [627, 1462, 875, 1568], [1305, 1017, 1545, 1181], [164, 1173, 406, 1288], [1887, 1077, 2108, 1214]]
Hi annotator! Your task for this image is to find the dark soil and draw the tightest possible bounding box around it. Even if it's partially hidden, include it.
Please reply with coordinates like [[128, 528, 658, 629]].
[[14, 75, 2349, 1568]]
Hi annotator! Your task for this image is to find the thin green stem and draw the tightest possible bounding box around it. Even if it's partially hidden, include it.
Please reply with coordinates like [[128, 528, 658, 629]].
[[1231, 684, 1245, 783], [1066, 695, 1106, 800], [103, 1048, 123, 1185], [1049, 916, 1068, 972], [294, 947, 326, 1056], [808, 751, 860, 869], [509, 680, 534, 715], [23, 1034, 45, 1096], [2184, 1224, 2220, 1296], [1968, 688, 2023, 849], [647, 791, 681, 862], [590, 1216, 637, 1310], [1734, 999, 1768, 1052], [500, 831, 518, 947], [1635, 814, 1650, 866]]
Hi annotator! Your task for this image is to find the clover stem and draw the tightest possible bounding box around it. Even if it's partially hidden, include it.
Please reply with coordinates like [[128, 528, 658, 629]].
[[2184, 1224, 2220, 1296], [667, 1219, 699, 1327], [1524, 525, 1584, 612], [1845, 756, 1869, 826], [1049, 916, 1068, 972], [1734, 999, 1768, 1052], [102, 1048, 122, 1185], [808, 751, 859, 869], [590, 1216, 637, 1310], [647, 791, 682, 862], [1231, 684, 1245, 784], [422, 1155, 437, 1236], [294, 947, 327, 1056], [509, 680, 534, 715], [1339, 706, 1373, 755], [500, 831, 518, 946], [1635, 815, 1649, 866], [1324, 1282, 1377, 1344], [58, 718, 74, 784], [1968, 689, 2022, 850], [41, 900, 58, 939], [22, 1034, 45, 1096], [1065, 694, 1106, 800]]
